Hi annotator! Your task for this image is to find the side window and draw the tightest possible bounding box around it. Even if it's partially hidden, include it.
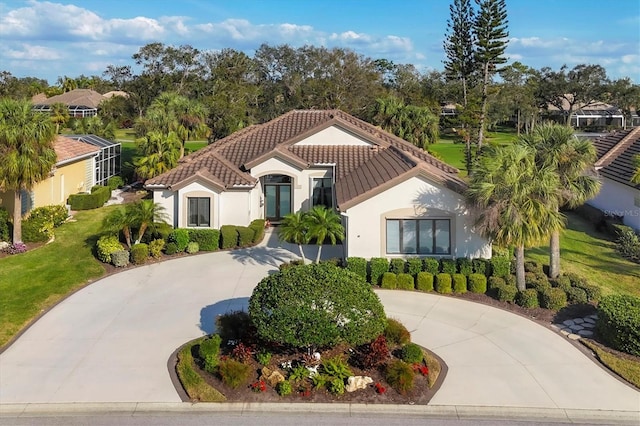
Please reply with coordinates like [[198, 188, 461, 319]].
[[187, 197, 210, 227], [386, 219, 450, 255], [311, 177, 333, 209]]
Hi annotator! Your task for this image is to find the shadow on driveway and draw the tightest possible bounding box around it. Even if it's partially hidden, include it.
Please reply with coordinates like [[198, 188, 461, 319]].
[[199, 297, 249, 334]]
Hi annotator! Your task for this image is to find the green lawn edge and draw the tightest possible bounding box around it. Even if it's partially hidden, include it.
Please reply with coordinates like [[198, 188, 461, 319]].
[[581, 340, 640, 390], [176, 337, 226, 402]]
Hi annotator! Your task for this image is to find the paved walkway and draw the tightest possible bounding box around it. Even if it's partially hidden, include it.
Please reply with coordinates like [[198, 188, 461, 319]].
[[1, 231, 638, 414]]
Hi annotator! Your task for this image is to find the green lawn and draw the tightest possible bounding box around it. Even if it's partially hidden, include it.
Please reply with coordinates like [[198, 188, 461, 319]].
[[526, 212, 640, 297], [0, 207, 114, 347]]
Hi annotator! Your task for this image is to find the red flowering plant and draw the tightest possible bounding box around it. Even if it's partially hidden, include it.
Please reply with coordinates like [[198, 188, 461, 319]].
[[374, 382, 387, 394], [250, 380, 267, 393], [412, 363, 429, 376]]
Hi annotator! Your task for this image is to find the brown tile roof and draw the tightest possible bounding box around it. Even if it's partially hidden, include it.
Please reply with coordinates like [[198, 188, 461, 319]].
[[35, 89, 105, 109], [146, 109, 465, 207], [54, 135, 100, 165], [592, 128, 640, 189]]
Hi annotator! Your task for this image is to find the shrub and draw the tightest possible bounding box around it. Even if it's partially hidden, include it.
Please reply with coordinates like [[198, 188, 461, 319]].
[[397, 273, 415, 290], [327, 377, 345, 395], [277, 380, 293, 396], [596, 294, 640, 357], [21, 215, 53, 242], [440, 259, 456, 274], [526, 274, 552, 293], [435, 273, 452, 294], [149, 222, 172, 242], [524, 261, 544, 274], [111, 250, 130, 267], [237, 226, 254, 247], [423, 258, 439, 274], [217, 358, 251, 388], [107, 176, 124, 190], [168, 229, 190, 252], [249, 263, 387, 349], [389, 258, 406, 274], [539, 288, 567, 310], [216, 311, 253, 342], [358, 335, 390, 369], [385, 360, 415, 394], [553, 275, 572, 292], [255, 350, 272, 366], [468, 274, 487, 294], [490, 253, 511, 277], [516, 289, 539, 308], [566, 287, 588, 305], [188, 229, 220, 251], [130, 243, 149, 264], [6, 242, 27, 254], [220, 225, 238, 249], [29, 205, 68, 227], [149, 239, 165, 259], [495, 284, 517, 303], [322, 355, 353, 380], [472, 258, 489, 276], [164, 242, 178, 255], [369, 258, 389, 285], [452, 274, 467, 293], [406, 258, 423, 277], [504, 275, 517, 287], [416, 272, 434, 292], [345, 257, 367, 281], [400, 343, 424, 364], [68, 186, 111, 210], [456, 258, 472, 276], [573, 281, 601, 303], [96, 234, 123, 263], [249, 219, 266, 244], [381, 272, 398, 289], [613, 224, 640, 262], [199, 334, 222, 373], [186, 241, 199, 254], [0, 207, 10, 242], [230, 342, 253, 363], [384, 318, 411, 346]]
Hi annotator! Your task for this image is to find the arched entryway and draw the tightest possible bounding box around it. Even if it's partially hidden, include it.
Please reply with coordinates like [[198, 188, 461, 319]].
[[262, 174, 292, 222]]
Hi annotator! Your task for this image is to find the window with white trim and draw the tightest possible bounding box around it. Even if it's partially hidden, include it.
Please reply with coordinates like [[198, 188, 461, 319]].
[[386, 219, 451, 255], [188, 197, 210, 227], [311, 177, 333, 209]]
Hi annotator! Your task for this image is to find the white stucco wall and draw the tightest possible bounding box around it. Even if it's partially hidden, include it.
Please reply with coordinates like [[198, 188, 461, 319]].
[[153, 189, 176, 227], [342, 175, 491, 259], [219, 190, 253, 226], [293, 125, 373, 146], [587, 178, 640, 231]]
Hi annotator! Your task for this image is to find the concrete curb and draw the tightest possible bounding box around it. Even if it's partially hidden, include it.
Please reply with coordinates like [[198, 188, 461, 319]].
[[1, 403, 638, 424]]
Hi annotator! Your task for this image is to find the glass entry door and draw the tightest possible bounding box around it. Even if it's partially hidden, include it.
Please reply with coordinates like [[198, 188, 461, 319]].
[[263, 175, 292, 222]]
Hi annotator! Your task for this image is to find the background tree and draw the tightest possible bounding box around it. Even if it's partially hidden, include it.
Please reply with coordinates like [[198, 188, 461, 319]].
[[443, 0, 475, 107], [473, 0, 509, 149], [0, 99, 57, 243], [467, 144, 563, 290], [632, 155, 640, 185], [49, 102, 69, 134], [494, 62, 539, 135], [372, 97, 440, 148], [520, 123, 600, 278], [133, 130, 180, 180]]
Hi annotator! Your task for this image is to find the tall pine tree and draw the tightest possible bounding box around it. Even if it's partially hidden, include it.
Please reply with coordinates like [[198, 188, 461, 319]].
[[473, 0, 509, 150], [443, 0, 475, 108]]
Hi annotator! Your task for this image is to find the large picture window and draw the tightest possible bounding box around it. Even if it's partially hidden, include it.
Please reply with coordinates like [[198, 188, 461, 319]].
[[386, 219, 450, 255], [188, 197, 210, 227], [311, 177, 333, 209]]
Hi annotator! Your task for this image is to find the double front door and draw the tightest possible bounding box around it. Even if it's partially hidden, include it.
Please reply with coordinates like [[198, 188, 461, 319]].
[[263, 175, 291, 222]]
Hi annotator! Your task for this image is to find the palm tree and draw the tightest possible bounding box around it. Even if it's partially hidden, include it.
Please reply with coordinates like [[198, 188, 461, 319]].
[[632, 155, 640, 185], [0, 98, 57, 243], [304, 206, 345, 264], [520, 123, 600, 278], [134, 131, 181, 179], [467, 144, 564, 290], [279, 211, 310, 263], [102, 207, 134, 248], [129, 200, 169, 244], [49, 102, 69, 134]]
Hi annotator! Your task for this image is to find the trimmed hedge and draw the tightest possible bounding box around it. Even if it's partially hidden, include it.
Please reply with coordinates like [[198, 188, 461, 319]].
[[416, 272, 434, 292], [369, 258, 389, 286], [596, 294, 640, 357], [397, 273, 415, 290], [516, 289, 539, 308], [131, 243, 149, 265], [472, 258, 488, 276], [435, 273, 452, 294], [164, 242, 178, 255], [381, 272, 398, 289], [495, 284, 517, 303], [423, 258, 439, 275], [68, 186, 111, 210], [456, 258, 472, 276], [107, 176, 124, 190], [237, 226, 254, 247], [566, 287, 588, 304], [468, 274, 487, 294], [188, 229, 220, 251], [490, 254, 511, 278], [249, 219, 266, 243], [21, 216, 53, 242], [186, 241, 199, 254], [346, 257, 367, 281], [452, 274, 467, 293], [540, 288, 567, 310], [406, 258, 422, 277], [0, 207, 10, 241], [553, 275, 572, 292], [487, 276, 506, 291], [168, 229, 190, 252], [574, 281, 601, 303], [389, 258, 405, 274], [440, 259, 456, 274], [220, 225, 238, 249]]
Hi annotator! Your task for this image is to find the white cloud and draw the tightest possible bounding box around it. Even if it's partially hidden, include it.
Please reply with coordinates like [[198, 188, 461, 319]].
[[2, 43, 62, 60], [622, 54, 639, 64]]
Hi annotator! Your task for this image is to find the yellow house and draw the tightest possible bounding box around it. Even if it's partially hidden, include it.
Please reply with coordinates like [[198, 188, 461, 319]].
[[0, 136, 100, 217]]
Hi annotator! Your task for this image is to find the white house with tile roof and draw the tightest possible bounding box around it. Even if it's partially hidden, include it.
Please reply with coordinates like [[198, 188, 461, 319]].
[[145, 110, 491, 259]]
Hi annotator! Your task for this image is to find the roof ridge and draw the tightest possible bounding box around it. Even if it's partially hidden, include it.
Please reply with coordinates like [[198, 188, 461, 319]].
[[595, 127, 640, 168]]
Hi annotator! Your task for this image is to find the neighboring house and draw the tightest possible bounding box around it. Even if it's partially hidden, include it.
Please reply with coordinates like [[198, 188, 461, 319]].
[[64, 135, 121, 186], [587, 127, 640, 231], [0, 136, 100, 217], [145, 110, 491, 259], [32, 89, 105, 117], [543, 97, 627, 130]]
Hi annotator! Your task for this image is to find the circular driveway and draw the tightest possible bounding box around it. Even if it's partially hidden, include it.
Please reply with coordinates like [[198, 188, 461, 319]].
[[1, 233, 638, 411]]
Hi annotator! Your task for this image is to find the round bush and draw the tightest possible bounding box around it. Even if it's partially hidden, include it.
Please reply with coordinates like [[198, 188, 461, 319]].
[[96, 235, 123, 263], [452, 274, 467, 293], [168, 229, 189, 252], [149, 238, 165, 259], [389, 258, 406, 274], [397, 273, 415, 290], [110, 250, 130, 267], [516, 289, 539, 308], [495, 284, 517, 303], [385, 360, 414, 394], [540, 288, 567, 310], [249, 263, 387, 349], [552, 275, 572, 292], [384, 318, 411, 345], [574, 281, 601, 303], [380, 272, 398, 289], [416, 272, 434, 292], [566, 287, 588, 305], [468, 274, 487, 294], [596, 294, 640, 357], [434, 273, 452, 294], [369, 258, 389, 285], [130, 243, 149, 265], [164, 242, 178, 255], [400, 343, 424, 364], [406, 258, 423, 277], [186, 241, 199, 254], [487, 276, 506, 291]]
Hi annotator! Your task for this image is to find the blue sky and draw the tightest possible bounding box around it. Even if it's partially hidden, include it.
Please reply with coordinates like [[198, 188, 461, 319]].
[[1, 0, 638, 85]]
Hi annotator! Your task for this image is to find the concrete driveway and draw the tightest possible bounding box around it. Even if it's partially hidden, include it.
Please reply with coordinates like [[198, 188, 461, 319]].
[[1, 231, 639, 412]]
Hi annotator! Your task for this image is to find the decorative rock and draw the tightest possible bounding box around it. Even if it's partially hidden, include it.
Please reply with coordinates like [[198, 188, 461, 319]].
[[550, 324, 561, 330], [563, 320, 575, 326], [573, 318, 584, 324], [345, 376, 373, 392], [583, 317, 596, 324], [578, 330, 594, 337], [260, 367, 285, 387], [560, 328, 571, 336], [588, 314, 598, 320], [0, 241, 9, 251], [582, 322, 595, 329], [569, 324, 584, 332], [568, 333, 581, 340]]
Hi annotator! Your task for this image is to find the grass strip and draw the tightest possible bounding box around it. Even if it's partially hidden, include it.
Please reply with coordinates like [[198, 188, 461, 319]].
[[176, 338, 226, 402], [581, 339, 640, 390]]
